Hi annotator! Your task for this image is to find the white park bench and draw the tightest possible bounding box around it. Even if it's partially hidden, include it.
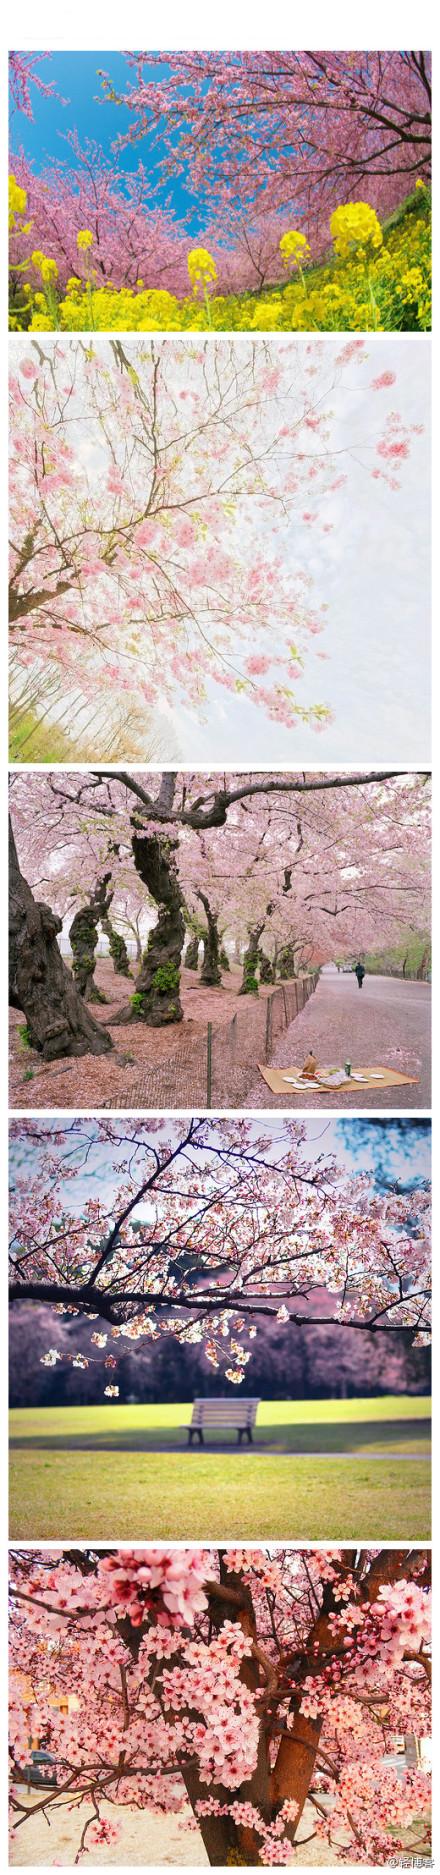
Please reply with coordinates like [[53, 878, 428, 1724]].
[[186, 1397, 260, 1446]]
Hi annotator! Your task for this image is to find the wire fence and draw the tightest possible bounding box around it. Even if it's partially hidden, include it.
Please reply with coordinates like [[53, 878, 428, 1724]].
[[125, 973, 318, 1110]]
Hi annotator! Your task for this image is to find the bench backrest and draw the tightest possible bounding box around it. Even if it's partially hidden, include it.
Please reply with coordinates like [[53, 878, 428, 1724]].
[[190, 1397, 260, 1427]]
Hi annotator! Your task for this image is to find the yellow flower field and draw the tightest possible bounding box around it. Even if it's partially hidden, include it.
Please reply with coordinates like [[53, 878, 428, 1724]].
[[9, 187, 431, 334]]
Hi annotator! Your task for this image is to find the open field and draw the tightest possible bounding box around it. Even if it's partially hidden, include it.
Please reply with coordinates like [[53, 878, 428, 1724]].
[[10, 1397, 431, 1542]]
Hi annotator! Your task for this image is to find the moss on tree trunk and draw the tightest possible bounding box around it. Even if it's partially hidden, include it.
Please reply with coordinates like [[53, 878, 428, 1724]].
[[9, 819, 112, 1061], [130, 831, 185, 1025], [277, 941, 297, 979], [240, 922, 265, 994], [102, 914, 132, 978], [258, 948, 275, 983], [69, 874, 113, 1002], [185, 933, 201, 970], [198, 890, 222, 986]]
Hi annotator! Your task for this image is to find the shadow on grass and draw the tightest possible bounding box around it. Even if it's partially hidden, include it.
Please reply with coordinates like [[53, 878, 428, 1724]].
[[10, 1417, 431, 1455]]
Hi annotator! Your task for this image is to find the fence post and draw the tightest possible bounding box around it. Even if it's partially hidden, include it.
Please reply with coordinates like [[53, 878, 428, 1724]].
[[264, 996, 272, 1062], [207, 1023, 212, 1108]]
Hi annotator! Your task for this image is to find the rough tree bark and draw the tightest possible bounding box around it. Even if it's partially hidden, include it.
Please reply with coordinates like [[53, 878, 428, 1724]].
[[184, 933, 201, 970], [69, 874, 113, 1002], [9, 819, 112, 1061], [258, 948, 275, 984], [239, 922, 265, 994], [197, 891, 222, 987], [180, 1563, 273, 1867], [277, 942, 297, 979], [219, 945, 230, 972], [128, 830, 185, 1025], [101, 913, 132, 978]]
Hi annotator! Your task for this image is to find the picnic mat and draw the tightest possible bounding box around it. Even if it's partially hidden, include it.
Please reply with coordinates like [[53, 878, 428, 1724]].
[[258, 1063, 420, 1095]]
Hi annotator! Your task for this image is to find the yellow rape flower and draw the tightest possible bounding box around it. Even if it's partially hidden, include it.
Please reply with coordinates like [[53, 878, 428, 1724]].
[[280, 229, 310, 266], [77, 229, 94, 249], [330, 202, 383, 258], [40, 257, 58, 283], [9, 173, 27, 230], [12, 194, 429, 335], [187, 247, 217, 292]]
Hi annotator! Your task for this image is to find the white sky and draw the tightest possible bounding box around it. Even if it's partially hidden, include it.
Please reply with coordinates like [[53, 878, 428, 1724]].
[[181, 336, 430, 762]]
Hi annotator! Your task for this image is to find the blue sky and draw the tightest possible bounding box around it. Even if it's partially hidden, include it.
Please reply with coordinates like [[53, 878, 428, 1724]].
[[9, 51, 202, 228]]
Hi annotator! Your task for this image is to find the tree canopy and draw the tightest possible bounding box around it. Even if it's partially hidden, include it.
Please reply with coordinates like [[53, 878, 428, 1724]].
[[9, 1117, 431, 1395], [9, 337, 421, 749], [9, 1544, 431, 1865]]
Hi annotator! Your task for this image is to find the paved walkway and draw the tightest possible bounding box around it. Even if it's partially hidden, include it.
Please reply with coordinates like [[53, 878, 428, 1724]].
[[247, 973, 431, 1108]]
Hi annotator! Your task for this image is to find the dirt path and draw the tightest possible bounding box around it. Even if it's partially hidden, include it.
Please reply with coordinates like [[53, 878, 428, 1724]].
[[10, 1791, 340, 1864], [9, 960, 248, 1109], [247, 973, 431, 1108]]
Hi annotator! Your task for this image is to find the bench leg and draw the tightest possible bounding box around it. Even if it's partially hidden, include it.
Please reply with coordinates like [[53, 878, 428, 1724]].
[[188, 1428, 204, 1446], [237, 1428, 253, 1445]]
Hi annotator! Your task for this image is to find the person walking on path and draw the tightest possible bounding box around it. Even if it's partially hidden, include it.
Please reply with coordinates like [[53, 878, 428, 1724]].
[[354, 961, 366, 989]]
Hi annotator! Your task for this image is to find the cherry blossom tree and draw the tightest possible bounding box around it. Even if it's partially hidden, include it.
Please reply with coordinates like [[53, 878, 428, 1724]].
[[9, 337, 420, 752], [9, 817, 112, 1060], [9, 1545, 431, 1865], [101, 51, 432, 248], [9, 137, 193, 300], [8, 52, 66, 122], [9, 53, 431, 298], [9, 1116, 431, 1394], [9, 769, 431, 1036]]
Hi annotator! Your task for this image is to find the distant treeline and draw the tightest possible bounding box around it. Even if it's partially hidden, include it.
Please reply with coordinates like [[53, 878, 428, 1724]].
[[336, 931, 431, 981], [9, 1305, 430, 1408]]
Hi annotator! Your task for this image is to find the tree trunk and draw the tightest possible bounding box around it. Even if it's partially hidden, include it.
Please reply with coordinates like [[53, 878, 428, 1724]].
[[258, 948, 275, 984], [9, 820, 112, 1061], [130, 831, 185, 1025], [219, 945, 230, 972], [240, 923, 265, 994], [185, 934, 200, 970], [69, 874, 113, 1002], [277, 942, 296, 979], [181, 1563, 272, 1865], [101, 914, 132, 978], [198, 891, 222, 986]]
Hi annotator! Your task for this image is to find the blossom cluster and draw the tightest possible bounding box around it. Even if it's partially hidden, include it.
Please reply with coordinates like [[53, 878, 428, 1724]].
[[9, 1547, 431, 1867]]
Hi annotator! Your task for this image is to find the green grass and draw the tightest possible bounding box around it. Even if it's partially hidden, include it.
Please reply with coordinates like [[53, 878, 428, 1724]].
[[8, 707, 79, 762], [9, 1398, 431, 1541], [10, 1451, 431, 1542], [9, 1393, 431, 1439]]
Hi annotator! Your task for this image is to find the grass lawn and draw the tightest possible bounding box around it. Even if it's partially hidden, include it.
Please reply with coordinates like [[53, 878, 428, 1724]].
[[10, 1451, 430, 1542], [9, 1397, 431, 1541]]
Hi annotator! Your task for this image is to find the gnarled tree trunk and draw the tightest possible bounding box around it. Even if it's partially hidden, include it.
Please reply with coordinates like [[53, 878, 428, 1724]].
[[185, 933, 201, 970], [69, 873, 113, 1002], [9, 819, 112, 1061], [197, 890, 222, 986], [130, 831, 185, 1025], [101, 913, 132, 978], [240, 922, 265, 994], [258, 948, 275, 984], [219, 945, 230, 972], [277, 941, 297, 979]]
